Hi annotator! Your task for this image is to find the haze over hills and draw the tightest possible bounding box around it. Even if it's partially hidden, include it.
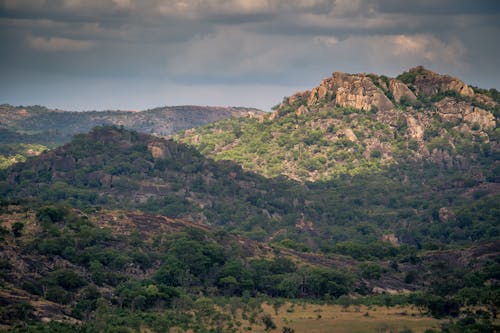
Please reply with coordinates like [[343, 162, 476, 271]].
[[0, 104, 263, 145], [0, 104, 263, 169], [0, 67, 499, 332]]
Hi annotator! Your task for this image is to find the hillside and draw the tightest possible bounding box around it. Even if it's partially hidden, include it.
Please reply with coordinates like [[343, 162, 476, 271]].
[[2, 125, 498, 251], [0, 104, 263, 169], [176, 66, 498, 182], [0, 67, 499, 331], [1, 203, 496, 332]]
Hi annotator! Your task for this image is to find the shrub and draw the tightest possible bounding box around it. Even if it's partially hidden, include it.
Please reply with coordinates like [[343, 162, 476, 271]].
[[11, 222, 24, 237], [262, 314, 277, 331]]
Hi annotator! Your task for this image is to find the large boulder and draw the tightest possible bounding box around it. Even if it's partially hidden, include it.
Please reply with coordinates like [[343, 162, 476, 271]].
[[309, 72, 394, 112], [389, 78, 417, 103]]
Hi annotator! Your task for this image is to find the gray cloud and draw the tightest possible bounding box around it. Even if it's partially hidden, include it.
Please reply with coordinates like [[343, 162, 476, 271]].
[[0, 0, 499, 111]]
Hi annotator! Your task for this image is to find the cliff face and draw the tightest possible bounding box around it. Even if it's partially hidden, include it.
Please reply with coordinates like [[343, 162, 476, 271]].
[[410, 66, 475, 97], [274, 66, 496, 131], [389, 78, 416, 103], [288, 72, 394, 113]]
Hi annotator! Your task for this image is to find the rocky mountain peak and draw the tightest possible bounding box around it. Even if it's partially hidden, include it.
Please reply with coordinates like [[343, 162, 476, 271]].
[[280, 71, 394, 115], [179, 67, 498, 182], [404, 66, 475, 98], [273, 67, 497, 126]]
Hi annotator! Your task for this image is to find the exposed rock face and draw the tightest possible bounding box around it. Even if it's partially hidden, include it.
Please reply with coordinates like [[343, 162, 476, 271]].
[[315, 72, 394, 112], [438, 207, 456, 222], [389, 79, 417, 103], [463, 108, 496, 130], [435, 98, 495, 129], [295, 105, 309, 116], [410, 66, 475, 97], [291, 72, 395, 112], [148, 141, 170, 159], [474, 94, 496, 108], [405, 115, 424, 141], [340, 128, 358, 142], [381, 233, 400, 246], [430, 148, 454, 169]]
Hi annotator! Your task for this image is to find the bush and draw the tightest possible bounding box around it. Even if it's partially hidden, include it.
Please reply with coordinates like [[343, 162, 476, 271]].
[[262, 313, 277, 331], [11, 222, 24, 237]]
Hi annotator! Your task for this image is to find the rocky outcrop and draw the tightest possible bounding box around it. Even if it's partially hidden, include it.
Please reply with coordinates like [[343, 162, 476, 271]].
[[381, 233, 400, 246], [339, 128, 357, 142], [389, 79, 417, 103], [463, 108, 496, 130], [287, 91, 309, 106], [315, 72, 394, 112], [410, 66, 475, 97], [438, 207, 456, 222], [148, 141, 169, 159], [430, 148, 454, 169], [435, 98, 495, 129], [405, 115, 424, 141], [279, 71, 395, 115], [295, 105, 309, 116]]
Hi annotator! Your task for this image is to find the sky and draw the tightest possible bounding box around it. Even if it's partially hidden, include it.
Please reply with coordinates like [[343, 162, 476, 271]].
[[1, 0, 499, 111]]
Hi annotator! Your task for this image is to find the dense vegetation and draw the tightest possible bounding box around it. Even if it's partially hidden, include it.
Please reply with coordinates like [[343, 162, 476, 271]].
[[1, 126, 498, 254], [0, 104, 261, 169], [0, 68, 499, 332], [1, 204, 498, 332]]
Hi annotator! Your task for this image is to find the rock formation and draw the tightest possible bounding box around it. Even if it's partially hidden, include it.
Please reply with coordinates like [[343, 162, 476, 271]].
[[409, 66, 475, 97], [389, 78, 417, 103], [435, 98, 495, 129]]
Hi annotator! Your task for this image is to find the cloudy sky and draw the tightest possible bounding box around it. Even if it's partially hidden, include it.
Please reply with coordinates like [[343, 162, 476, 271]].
[[1, 0, 499, 111]]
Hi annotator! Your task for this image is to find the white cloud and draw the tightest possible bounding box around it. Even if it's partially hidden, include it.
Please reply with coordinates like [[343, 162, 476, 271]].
[[391, 34, 466, 66], [314, 36, 339, 46], [112, 0, 136, 9], [332, 0, 363, 16], [156, 0, 334, 17], [28, 36, 94, 52], [167, 26, 306, 76], [318, 34, 468, 75]]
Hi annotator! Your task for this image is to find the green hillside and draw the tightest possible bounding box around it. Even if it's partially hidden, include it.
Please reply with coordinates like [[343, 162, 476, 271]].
[[176, 67, 498, 182], [0, 104, 263, 169]]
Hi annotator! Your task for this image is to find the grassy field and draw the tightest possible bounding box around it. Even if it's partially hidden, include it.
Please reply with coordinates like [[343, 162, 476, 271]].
[[246, 302, 442, 333]]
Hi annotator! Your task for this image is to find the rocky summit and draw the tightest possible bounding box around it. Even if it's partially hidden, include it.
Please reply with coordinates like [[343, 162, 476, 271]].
[[177, 66, 498, 182]]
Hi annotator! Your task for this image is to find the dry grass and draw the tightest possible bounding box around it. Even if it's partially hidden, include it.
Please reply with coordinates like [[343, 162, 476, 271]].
[[244, 302, 441, 333]]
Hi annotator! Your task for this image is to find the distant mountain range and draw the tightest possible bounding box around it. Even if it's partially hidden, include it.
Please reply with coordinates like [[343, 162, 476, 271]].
[[0, 104, 263, 168], [0, 104, 263, 145]]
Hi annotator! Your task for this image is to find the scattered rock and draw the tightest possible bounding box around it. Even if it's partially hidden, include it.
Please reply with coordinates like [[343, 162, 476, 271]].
[[295, 216, 314, 231], [435, 98, 495, 129]]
